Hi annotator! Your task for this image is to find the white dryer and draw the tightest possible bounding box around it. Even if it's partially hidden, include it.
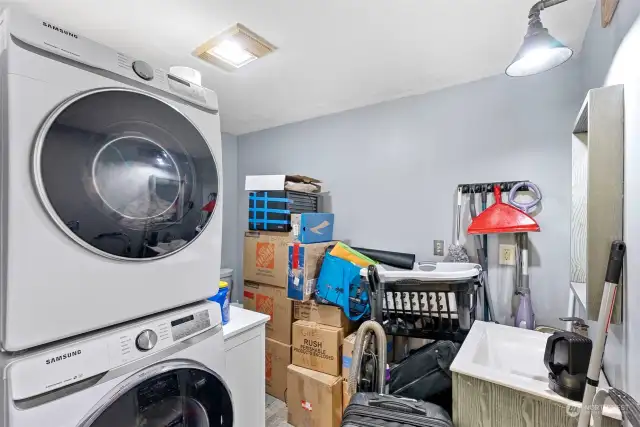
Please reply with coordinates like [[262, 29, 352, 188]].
[[2, 301, 232, 426], [0, 9, 223, 351]]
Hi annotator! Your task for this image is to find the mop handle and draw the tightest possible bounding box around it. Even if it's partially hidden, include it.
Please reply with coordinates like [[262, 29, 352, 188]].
[[455, 187, 462, 245], [577, 241, 626, 427]]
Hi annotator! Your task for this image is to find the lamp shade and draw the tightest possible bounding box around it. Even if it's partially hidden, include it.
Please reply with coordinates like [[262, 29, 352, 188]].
[[506, 28, 573, 77]]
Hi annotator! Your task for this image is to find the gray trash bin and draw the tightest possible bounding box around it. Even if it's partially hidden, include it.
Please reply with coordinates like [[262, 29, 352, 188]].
[[220, 268, 234, 302]]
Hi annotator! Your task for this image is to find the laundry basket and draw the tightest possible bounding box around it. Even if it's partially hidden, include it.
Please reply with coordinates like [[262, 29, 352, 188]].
[[362, 263, 481, 343]]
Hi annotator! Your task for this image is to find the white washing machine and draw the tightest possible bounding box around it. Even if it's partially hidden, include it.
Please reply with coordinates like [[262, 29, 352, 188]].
[[0, 9, 223, 351], [2, 301, 232, 426]]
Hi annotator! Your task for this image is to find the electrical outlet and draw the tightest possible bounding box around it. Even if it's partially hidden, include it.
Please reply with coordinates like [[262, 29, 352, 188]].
[[499, 244, 516, 265], [434, 240, 445, 256]]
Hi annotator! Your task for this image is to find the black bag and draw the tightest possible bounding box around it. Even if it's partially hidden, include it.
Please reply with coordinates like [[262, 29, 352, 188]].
[[341, 393, 453, 427], [388, 340, 460, 403]]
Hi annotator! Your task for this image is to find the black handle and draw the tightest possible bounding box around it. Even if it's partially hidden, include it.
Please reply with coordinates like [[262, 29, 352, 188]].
[[605, 241, 626, 284], [366, 264, 380, 294]]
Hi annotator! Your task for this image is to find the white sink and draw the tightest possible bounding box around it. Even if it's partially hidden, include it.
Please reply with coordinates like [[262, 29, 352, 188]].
[[469, 321, 550, 383], [451, 321, 621, 421]]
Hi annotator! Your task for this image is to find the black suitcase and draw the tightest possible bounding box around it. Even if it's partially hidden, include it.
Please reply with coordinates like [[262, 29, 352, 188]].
[[341, 393, 453, 427], [388, 340, 460, 403]]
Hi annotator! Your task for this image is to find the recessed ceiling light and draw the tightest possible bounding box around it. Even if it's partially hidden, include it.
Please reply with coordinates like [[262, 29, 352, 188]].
[[209, 40, 257, 68], [193, 23, 276, 71]]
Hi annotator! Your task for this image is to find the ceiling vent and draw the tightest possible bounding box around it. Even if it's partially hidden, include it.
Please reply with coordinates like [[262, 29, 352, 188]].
[[193, 23, 276, 71]]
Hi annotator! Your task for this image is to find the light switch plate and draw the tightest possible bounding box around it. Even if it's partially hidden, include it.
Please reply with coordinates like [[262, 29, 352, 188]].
[[434, 240, 445, 256]]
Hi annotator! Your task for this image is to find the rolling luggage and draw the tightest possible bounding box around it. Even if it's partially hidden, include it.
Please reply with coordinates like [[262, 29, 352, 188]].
[[341, 393, 453, 427]]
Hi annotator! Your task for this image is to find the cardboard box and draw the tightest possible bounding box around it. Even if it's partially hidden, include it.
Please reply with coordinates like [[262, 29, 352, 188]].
[[292, 320, 344, 376], [342, 380, 350, 413], [266, 338, 292, 401], [294, 300, 351, 329], [245, 174, 321, 192], [243, 281, 293, 344], [287, 364, 342, 427], [342, 332, 393, 379], [291, 213, 335, 243], [341, 332, 357, 380], [244, 231, 293, 288], [288, 241, 334, 301]]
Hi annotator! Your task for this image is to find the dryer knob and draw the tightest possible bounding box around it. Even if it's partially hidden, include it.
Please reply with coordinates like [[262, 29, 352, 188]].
[[136, 329, 158, 351], [132, 60, 154, 81]]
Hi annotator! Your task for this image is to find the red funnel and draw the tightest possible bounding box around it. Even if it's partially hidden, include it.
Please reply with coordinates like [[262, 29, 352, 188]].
[[468, 185, 540, 234]]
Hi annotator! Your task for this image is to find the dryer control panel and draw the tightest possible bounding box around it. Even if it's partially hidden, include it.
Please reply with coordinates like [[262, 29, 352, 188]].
[[5, 9, 219, 112], [8, 302, 220, 402]]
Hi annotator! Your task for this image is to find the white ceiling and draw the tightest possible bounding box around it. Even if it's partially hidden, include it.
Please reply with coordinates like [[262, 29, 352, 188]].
[[7, 0, 595, 135]]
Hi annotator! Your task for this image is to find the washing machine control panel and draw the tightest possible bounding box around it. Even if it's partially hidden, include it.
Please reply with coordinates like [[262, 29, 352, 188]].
[[170, 310, 211, 341], [8, 303, 219, 401], [113, 308, 212, 365]]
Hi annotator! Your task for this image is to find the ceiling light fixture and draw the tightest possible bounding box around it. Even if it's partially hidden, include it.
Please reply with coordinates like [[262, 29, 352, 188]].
[[209, 40, 257, 68], [506, 0, 573, 77], [193, 23, 276, 72]]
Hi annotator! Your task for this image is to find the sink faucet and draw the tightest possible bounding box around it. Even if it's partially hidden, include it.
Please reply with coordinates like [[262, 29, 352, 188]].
[[559, 316, 589, 337]]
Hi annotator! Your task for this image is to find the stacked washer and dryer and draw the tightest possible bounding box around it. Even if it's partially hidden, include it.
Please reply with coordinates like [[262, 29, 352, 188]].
[[0, 9, 232, 426]]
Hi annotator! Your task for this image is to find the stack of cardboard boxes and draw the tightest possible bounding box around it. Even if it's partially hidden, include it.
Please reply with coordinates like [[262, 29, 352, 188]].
[[243, 174, 355, 426], [243, 229, 292, 401], [243, 228, 392, 426], [287, 300, 357, 427], [243, 229, 334, 402]]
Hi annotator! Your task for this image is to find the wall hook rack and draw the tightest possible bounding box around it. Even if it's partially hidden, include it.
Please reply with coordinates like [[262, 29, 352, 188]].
[[458, 181, 531, 194]]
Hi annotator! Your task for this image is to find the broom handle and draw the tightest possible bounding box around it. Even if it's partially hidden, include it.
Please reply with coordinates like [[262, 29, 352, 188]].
[[578, 241, 625, 427], [456, 188, 462, 245]]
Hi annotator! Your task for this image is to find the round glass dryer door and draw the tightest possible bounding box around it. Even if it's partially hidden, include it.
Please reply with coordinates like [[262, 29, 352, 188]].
[[34, 88, 219, 260], [81, 365, 233, 427]]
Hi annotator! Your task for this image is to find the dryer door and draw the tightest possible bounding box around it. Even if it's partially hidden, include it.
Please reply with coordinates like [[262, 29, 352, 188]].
[[79, 361, 233, 427], [33, 88, 220, 260]]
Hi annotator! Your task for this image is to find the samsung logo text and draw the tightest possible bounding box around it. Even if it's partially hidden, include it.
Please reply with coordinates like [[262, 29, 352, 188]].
[[42, 21, 78, 39], [45, 349, 82, 365]]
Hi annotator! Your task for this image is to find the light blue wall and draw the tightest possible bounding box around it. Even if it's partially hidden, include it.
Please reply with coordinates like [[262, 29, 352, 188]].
[[221, 132, 240, 301], [578, 1, 640, 397], [580, 0, 640, 92], [227, 0, 640, 399], [236, 62, 584, 327]]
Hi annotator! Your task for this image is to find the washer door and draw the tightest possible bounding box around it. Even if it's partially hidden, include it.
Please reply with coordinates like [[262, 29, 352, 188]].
[[80, 362, 233, 427], [34, 88, 219, 260]]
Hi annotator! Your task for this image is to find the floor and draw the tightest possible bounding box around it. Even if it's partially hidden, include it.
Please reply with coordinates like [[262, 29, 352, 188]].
[[265, 394, 292, 427]]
